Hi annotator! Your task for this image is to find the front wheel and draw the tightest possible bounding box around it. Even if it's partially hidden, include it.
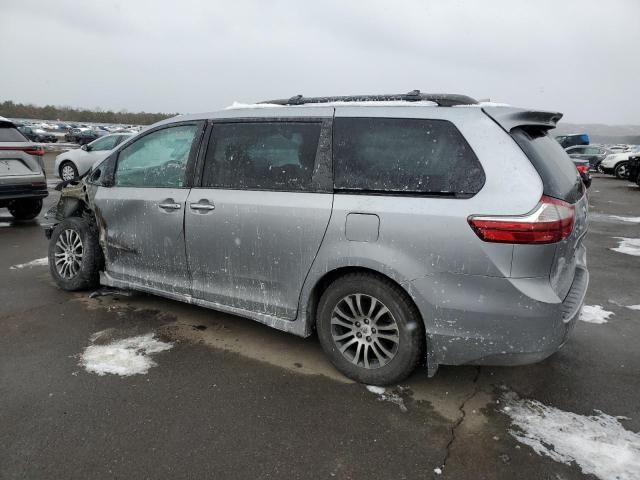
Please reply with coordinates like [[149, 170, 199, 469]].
[[615, 162, 629, 179], [9, 198, 42, 220], [316, 273, 425, 385], [48, 217, 103, 291]]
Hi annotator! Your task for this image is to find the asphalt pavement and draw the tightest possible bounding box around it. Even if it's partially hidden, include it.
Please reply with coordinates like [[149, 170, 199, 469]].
[[1, 162, 639, 480]]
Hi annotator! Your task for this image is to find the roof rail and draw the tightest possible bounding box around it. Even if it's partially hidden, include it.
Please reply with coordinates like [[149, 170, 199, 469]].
[[259, 90, 478, 107]]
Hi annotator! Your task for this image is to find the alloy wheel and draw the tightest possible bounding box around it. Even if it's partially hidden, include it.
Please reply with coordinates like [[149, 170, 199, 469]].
[[330, 294, 400, 369], [54, 229, 84, 279], [61, 164, 76, 181]]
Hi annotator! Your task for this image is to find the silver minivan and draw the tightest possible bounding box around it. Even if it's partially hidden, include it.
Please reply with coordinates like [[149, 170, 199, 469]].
[[46, 92, 589, 385]]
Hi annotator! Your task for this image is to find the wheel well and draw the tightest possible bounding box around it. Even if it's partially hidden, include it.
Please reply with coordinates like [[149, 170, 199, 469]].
[[305, 266, 424, 333], [59, 160, 74, 170]]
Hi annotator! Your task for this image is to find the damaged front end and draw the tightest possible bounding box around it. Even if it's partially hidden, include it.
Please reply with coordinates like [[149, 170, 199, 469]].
[[43, 178, 100, 239]]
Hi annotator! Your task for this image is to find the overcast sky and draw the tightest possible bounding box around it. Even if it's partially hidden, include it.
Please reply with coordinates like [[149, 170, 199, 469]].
[[1, 0, 639, 124]]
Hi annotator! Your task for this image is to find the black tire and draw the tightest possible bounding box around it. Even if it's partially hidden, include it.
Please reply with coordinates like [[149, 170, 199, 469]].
[[48, 217, 103, 291], [615, 162, 629, 179], [8, 198, 43, 220], [59, 161, 78, 181], [316, 272, 425, 385]]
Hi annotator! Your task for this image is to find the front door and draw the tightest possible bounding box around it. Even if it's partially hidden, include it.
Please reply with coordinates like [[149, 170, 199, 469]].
[[95, 122, 203, 295], [185, 119, 333, 319]]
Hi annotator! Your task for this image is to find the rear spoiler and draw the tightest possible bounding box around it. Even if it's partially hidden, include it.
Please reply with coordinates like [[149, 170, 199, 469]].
[[482, 107, 563, 132]]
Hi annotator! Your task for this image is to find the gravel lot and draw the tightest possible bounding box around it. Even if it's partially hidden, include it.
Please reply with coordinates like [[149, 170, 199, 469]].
[[1, 159, 639, 479]]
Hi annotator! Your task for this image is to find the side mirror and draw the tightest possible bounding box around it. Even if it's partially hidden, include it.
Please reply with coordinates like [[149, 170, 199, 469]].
[[81, 144, 88, 151]]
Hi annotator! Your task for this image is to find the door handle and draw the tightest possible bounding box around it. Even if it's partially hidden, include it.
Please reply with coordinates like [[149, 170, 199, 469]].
[[159, 202, 182, 210], [190, 202, 215, 211]]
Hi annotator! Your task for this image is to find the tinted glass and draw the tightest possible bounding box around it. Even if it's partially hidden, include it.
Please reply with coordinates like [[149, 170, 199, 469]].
[[202, 122, 321, 191], [115, 125, 198, 187], [333, 117, 484, 195], [0, 125, 28, 142], [512, 127, 584, 203]]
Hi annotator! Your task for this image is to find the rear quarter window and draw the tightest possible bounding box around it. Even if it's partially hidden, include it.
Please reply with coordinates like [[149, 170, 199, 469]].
[[333, 117, 484, 196], [0, 125, 28, 142], [511, 127, 584, 204]]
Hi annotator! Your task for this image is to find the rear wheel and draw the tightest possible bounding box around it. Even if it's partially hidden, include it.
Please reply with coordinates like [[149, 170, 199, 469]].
[[615, 162, 629, 179], [59, 161, 78, 181], [48, 217, 102, 291], [316, 272, 424, 385], [9, 198, 43, 220]]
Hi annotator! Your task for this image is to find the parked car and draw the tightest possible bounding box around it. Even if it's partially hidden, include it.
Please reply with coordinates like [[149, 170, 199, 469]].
[[627, 155, 640, 187], [599, 152, 634, 179], [0, 117, 48, 220], [17, 126, 58, 143], [555, 133, 589, 149], [43, 92, 589, 385], [572, 158, 592, 188], [565, 145, 610, 170], [64, 127, 107, 144], [55, 133, 133, 180]]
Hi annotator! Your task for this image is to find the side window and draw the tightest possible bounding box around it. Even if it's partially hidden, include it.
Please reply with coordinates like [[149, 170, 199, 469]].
[[568, 147, 584, 155], [202, 122, 321, 191], [114, 124, 199, 188], [334, 117, 485, 195]]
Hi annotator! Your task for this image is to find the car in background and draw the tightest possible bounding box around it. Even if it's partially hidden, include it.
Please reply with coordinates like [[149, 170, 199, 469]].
[[65, 127, 107, 144], [571, 158, 592, 188], [608, 144, 631, 153], [599, 152, 634, 179], [555, 133, 589, 149], [626, 155, 640, 187], [0, 117, 48, 220], [17, 126, 58, 143], [565, 145, 610, 170], [54, 133, 133, 180]]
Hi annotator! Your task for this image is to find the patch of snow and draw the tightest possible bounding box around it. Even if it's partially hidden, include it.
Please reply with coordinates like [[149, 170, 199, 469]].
[[611, 237, 640, 257], [433, 467, 442, 475], [365, 385, 408, 412], [627, 305, 640, 311], [366, 385, 386, 395], [610, 216, 640, 224], [225, 101, 284, 110], [10, 257, 48, 269], [502, 392, 640, 480], [580, 305, 614, 324], [226, 100, 439, 109], [79, 333, 173, 377]]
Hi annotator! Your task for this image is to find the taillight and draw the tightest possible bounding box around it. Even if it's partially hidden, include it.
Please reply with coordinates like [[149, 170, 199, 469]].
[[468, 196, 575, 244], [0, 145, 45, 156], [576, 165, 589, 174]]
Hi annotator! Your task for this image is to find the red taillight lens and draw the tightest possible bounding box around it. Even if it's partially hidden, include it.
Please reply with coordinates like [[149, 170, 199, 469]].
[[468, 196, 575, 244], [0, 145, 45, 156], [576, 165, 589, 174]]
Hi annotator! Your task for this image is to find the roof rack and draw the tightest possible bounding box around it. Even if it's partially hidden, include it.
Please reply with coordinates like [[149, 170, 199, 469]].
[[259, 90, 478, 107]]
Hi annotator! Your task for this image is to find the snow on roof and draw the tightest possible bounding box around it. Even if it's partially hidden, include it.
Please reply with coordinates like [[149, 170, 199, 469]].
[[225, 100, 440, 110]]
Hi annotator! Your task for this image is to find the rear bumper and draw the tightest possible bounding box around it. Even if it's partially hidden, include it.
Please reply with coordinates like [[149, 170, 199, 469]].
[[0, 183, 48, 202], [410, 265, 589, 368]]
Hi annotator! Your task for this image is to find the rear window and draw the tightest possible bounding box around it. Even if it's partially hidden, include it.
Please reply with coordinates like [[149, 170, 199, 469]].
[[333, 117, 484, 196], [0, 124, 28, 142], [512, 127, 584, 203]]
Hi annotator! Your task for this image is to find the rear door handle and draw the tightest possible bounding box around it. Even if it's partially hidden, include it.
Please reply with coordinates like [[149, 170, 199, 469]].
[[190, 202, 215, 211], [159, 202, 182, 210]]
